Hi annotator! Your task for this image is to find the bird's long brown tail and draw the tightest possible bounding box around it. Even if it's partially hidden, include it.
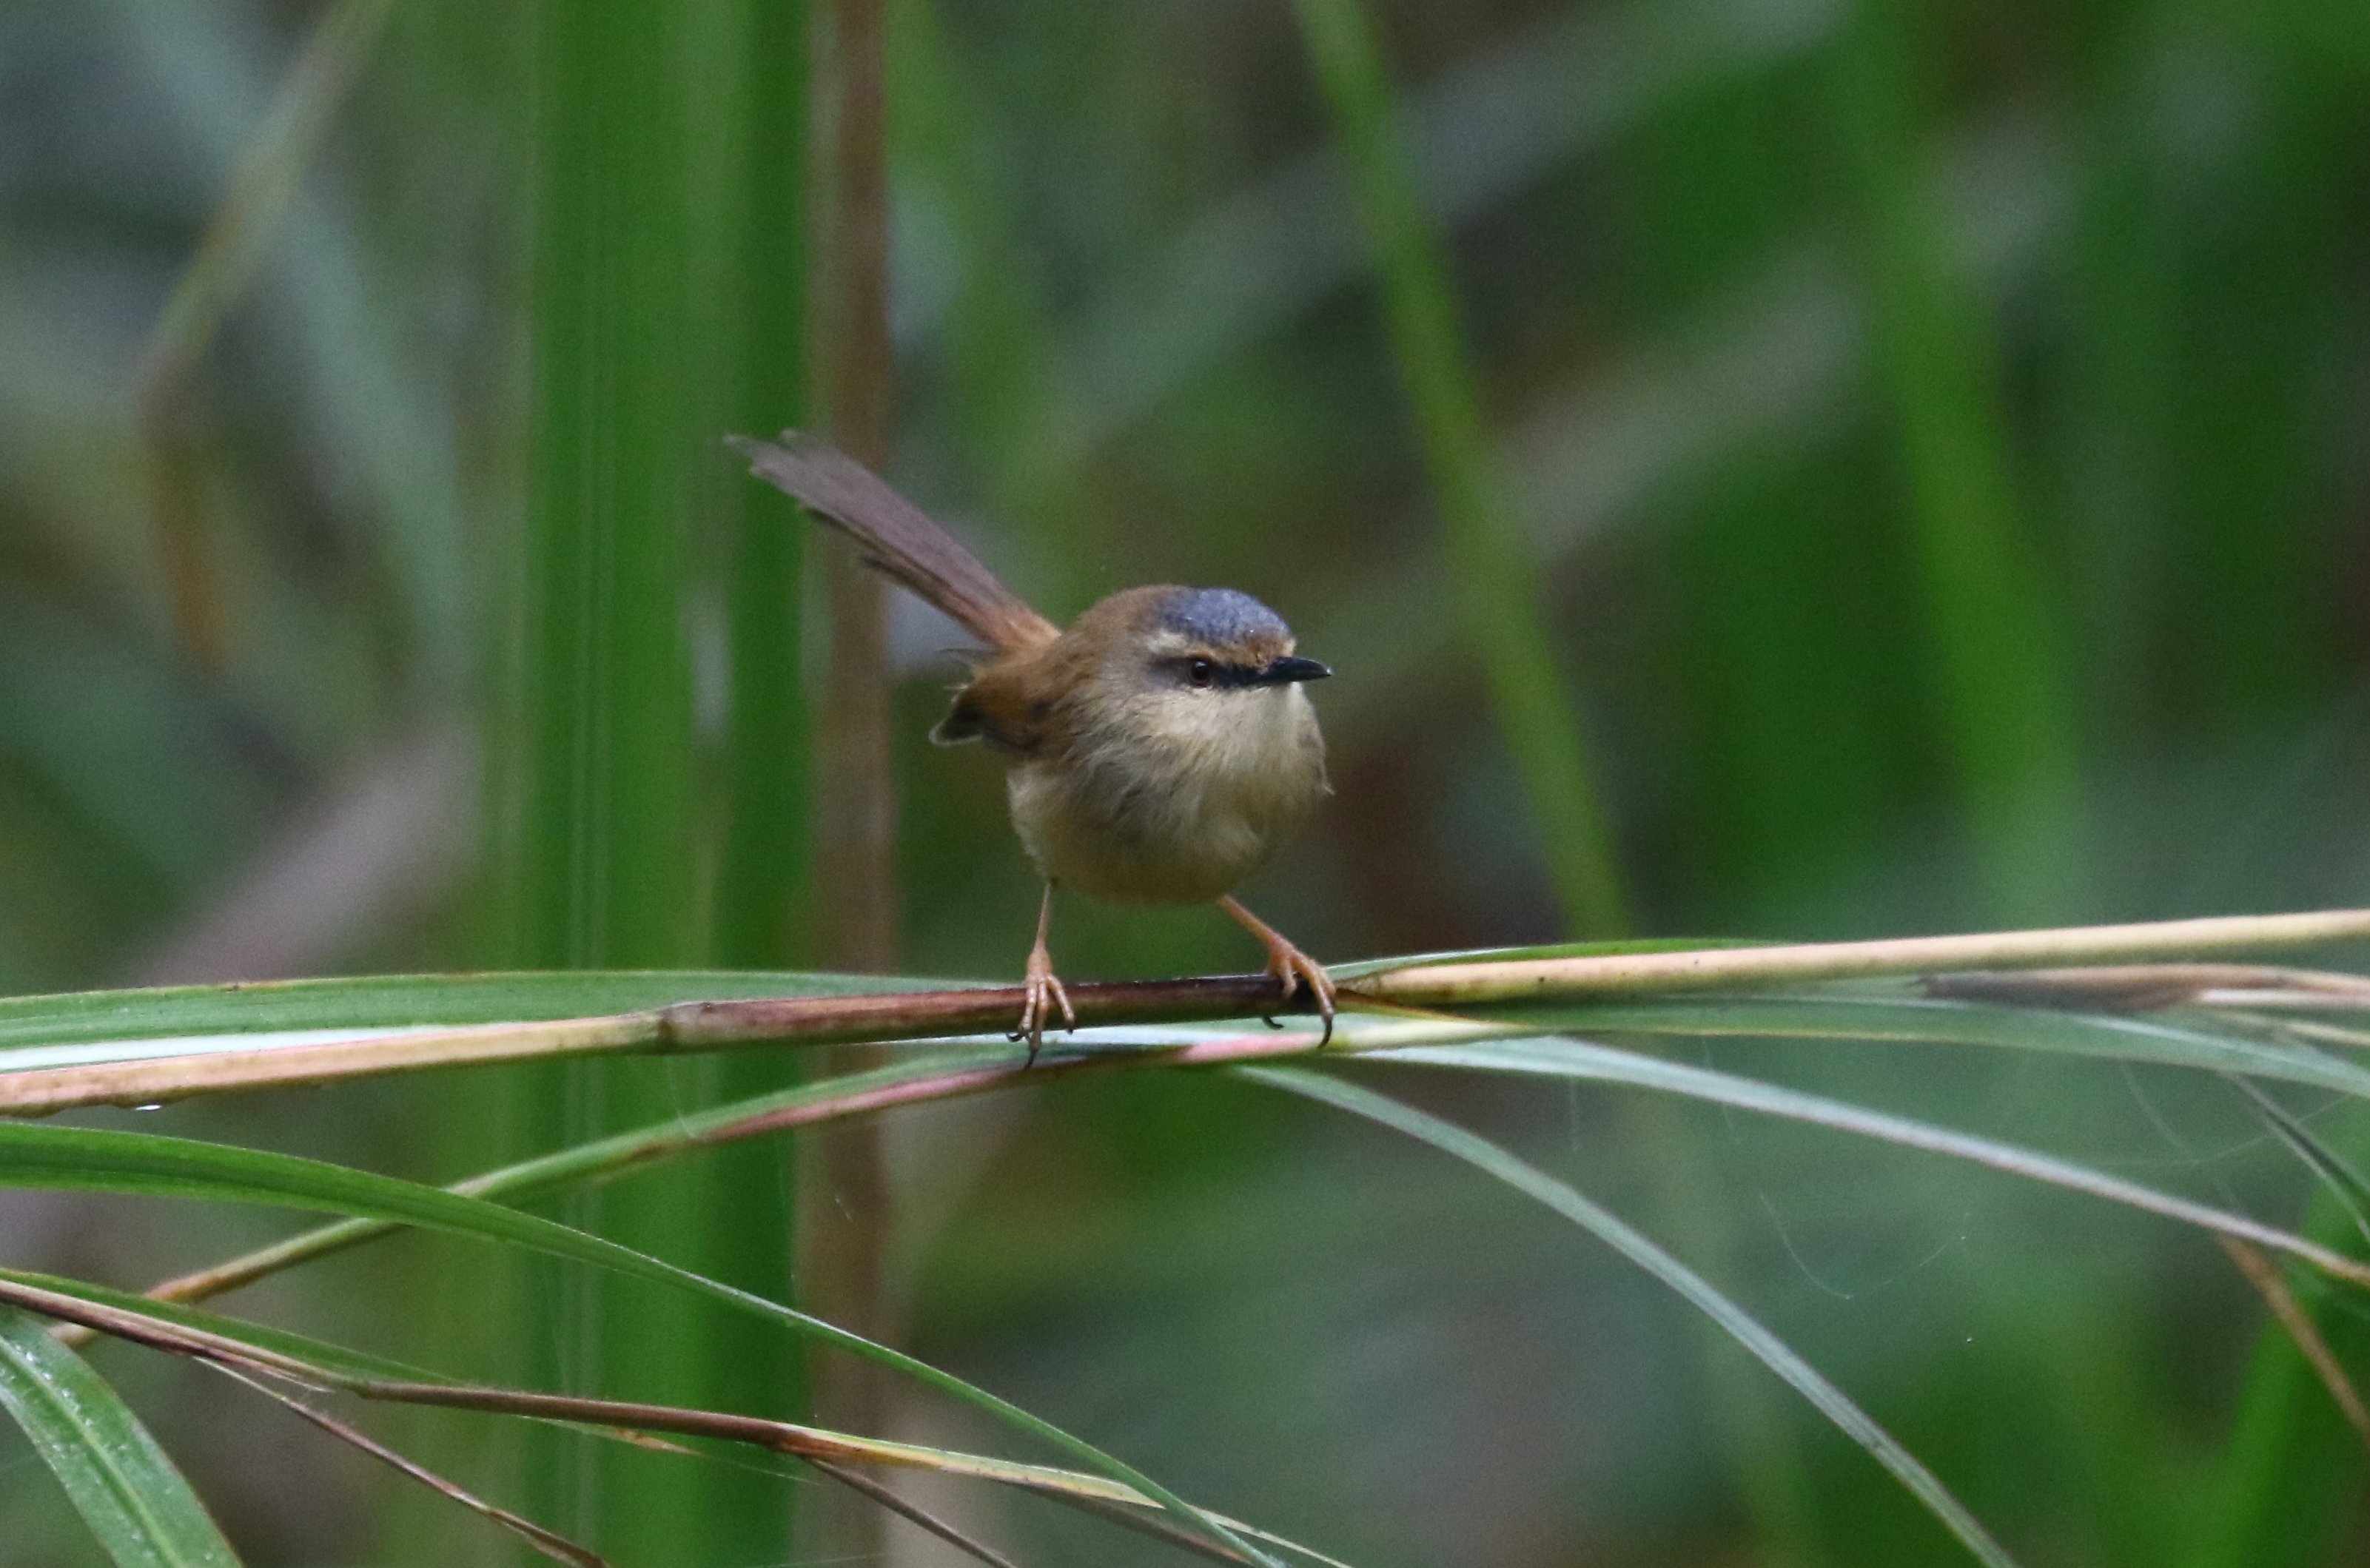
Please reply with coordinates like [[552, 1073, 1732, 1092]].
[[729, 431, 1059, 655]]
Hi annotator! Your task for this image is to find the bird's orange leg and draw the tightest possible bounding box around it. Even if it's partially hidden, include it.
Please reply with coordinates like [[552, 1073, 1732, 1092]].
[[1013, 883, 1075, 1061], [1218, 895, 1336, 1044]]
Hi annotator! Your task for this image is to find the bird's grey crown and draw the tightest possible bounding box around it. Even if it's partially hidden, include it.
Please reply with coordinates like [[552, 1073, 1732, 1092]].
[[1155, 587, 1290, 647]]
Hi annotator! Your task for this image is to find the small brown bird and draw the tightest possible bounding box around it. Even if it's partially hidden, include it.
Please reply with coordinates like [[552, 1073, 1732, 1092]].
[[731, 431, 1336, 1047]]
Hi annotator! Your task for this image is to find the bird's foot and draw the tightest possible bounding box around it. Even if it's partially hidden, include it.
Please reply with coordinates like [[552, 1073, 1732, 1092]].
[[1218, 895, 1337, 1046], [1258, 932, 1337, 1047], [1012, 942, 1075, 1064]]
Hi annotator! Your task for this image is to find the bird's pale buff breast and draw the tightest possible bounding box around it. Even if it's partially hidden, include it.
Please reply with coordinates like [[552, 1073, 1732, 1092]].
[[1009, 682, 1327, 904]]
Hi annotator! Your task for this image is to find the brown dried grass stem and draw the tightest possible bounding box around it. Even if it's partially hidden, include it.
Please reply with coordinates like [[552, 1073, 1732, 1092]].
[[2217, 1236, 2370, 1453], [7, 909, 2370, 1117], [1, 1273, 1283, 1568], [1353, 909, 2370, 1004]]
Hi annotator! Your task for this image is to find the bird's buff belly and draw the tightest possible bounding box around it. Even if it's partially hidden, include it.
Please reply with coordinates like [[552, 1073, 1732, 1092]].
[[1007, 756, 1320, 905]]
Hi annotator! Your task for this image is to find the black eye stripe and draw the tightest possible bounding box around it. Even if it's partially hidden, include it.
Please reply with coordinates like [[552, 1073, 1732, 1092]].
[[1158, 656, 1263, 689]]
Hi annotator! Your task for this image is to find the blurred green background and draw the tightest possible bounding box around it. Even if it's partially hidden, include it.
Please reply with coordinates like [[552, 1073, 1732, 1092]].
[[3, 0, 2370, 1563]]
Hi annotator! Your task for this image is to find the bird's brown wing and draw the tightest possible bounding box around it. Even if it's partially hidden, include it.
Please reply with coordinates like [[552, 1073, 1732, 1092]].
[[930, 655, 1066, 755], [729, 431, 1061, 655]]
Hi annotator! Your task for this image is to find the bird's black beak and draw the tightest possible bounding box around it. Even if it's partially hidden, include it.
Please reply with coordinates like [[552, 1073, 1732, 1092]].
[[1259, 655, 1332, 685]]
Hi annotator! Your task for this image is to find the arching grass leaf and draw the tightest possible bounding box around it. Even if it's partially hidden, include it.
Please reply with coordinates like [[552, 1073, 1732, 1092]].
[[1241, 1066, 2020, 1568], [0, 1123, 1274, 1567], [1376, 1036, 2370, 1286], [121, 1047, 1016, 1312], [2221, 1077, 2370, 1251], [1478, 993, 2370, 1102], [0, 1308, 241, 1568], [0, 970, 926, 1064], [0, 1272, 1350, 1568]]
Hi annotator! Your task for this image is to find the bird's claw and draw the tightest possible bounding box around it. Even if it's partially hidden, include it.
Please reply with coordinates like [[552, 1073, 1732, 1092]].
[[1012, 951, 1075, 1065], [1261, 938, 1337, 1048]]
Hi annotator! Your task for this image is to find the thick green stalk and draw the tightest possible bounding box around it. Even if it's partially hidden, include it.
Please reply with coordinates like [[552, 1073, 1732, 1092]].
[[1290, 0, 1627, 938], [510, 1, 804, 1558], [702, 0, 813, 1559], [714, 0, 814, 977]]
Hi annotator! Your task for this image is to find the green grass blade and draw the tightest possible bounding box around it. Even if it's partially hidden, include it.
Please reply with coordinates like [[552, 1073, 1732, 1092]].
[[114, 1023, 1532, 1316], [511, 0, 799, 1547], [712, 0, 813, 975], [1464, 986, 2365, 1558], [0, 1123, 1273, 1567], [125, 1010, 2370, 1321], [1379, 1036, 2370, 1285], [141, 1049, 1010, 1308], [1241, 1066, 2019, 1568], [0, 971, 928, 1058], [1289, 0, 1626, 935], [512, 4, 703, 970], [0, 1308, 241, 1568], [1486, 993, 2370, 1103], [2223, 1076, 2370, 1250]]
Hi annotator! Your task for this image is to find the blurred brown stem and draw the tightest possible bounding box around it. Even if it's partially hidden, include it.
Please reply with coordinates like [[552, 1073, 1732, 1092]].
[[2218, 1236, 2370, 1453], [814, 0, 899, 974], [805, 1458, 1020, 1568], [227, 1370, 611, 1568], [809, 0, 898, 1557]]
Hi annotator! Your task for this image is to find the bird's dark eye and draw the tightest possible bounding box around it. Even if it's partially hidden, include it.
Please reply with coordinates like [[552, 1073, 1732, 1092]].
[[1186, 658, 1215, 687]]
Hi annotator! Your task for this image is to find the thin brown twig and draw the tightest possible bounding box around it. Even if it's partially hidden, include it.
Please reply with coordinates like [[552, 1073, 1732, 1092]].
[[2, 1275, 1317, 1567], [221, 1367, 610, 1568], [1924, 964, 2370, 1012], [355, 1379, 1046, 1474], [2225, 1014, 2370, 1054], [2194, 991, 2370, 1014], [2218, 1235, 2370, 1453], [0, 1276, 330, 1379], [1032, 1486, 1260, 1564], [808, 0, 902, 1527], [807, 1456, 1021, 1568], [352, 1384, 1314, 1564], [361, 1382, 1304, 1565]]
